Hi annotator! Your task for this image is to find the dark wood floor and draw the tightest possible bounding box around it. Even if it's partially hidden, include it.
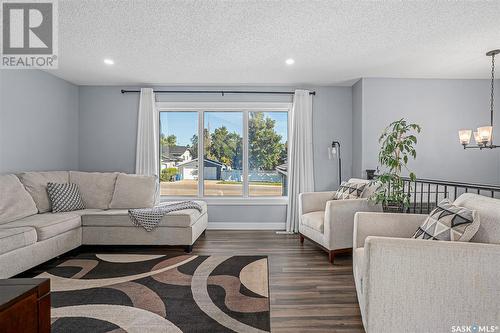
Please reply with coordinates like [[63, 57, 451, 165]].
[[22, 230, 365, 333], [195, 231, 364, 333]]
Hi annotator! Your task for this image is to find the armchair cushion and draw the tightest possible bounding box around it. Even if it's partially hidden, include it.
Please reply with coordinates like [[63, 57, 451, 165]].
[[353, 212, 427, 249], [299, 191, 334, 215], [412, 199, 480, 242], [301, 211, 324, 233], [333, 181, 366, 200]]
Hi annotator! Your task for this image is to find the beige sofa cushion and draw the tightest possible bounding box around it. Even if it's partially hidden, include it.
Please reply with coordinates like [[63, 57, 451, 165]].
[[0, 227, 37, 255], [454, 193, 500, 244], [109, 174, 156, 209], [17, 171, 69, 213], [5, 212, 81, 241], [82, 201, 207, 228], [69, 171, 118, 209], [301, 211, 324, 233], [0, 174, 38, 224]]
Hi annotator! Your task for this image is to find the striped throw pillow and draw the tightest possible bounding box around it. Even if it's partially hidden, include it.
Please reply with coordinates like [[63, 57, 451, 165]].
[[47, 182, 85, 212]]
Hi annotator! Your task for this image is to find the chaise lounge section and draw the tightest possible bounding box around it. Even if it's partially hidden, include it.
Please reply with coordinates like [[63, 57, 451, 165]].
[[0, 171, 208, 278]]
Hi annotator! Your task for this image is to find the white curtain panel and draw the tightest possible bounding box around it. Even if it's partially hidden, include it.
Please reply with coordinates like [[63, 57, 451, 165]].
[[286, 90, 315, 233], [135, 88, 159, 202]]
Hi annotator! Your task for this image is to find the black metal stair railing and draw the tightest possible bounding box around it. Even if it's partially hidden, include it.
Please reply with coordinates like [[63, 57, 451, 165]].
[[398, 177, 500, 214]]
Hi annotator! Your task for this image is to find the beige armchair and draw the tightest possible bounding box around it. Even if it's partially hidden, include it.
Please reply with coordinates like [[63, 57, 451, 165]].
[[353, 193, 500, 333], [298, 178, 382, 263]]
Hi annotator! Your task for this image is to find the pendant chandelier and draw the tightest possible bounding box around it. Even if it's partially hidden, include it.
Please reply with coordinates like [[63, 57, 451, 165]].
[[458, 49, 499, 149]]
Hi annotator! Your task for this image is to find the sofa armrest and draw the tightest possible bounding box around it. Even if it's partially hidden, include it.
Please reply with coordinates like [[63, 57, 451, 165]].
[[353, 212, 427, 249], [362, 237, 500, 332], [299, 191, 334, 215], [324, 198, 382, 249]]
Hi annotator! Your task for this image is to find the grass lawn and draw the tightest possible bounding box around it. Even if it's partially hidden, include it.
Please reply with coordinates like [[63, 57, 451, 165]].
[[160, 179, 283, 196], [217, 180, 282, 186]]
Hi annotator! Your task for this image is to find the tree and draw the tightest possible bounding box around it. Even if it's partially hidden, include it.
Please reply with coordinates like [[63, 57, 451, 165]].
[[248, 113, 285, 170], [160, 134, 177, 147], [190, 129, 210, 159], [209, 127, 242, 169], [373, 118, 421, 210], [188, 114, 284, 172]]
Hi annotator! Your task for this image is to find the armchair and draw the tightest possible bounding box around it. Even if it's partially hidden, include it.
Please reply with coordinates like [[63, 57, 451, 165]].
[[298, 178, 382, 263], [353, 193, 500, 333]]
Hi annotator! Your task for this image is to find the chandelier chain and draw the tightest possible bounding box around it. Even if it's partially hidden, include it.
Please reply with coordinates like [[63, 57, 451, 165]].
[[491, 53, 495, 125]]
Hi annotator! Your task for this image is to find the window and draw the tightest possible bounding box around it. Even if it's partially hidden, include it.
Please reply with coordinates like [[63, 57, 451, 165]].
[[249, 112, 288, 196], [204, 112, 243, 196], [159, 112, 198, 196], [158, 103, 290, 198]]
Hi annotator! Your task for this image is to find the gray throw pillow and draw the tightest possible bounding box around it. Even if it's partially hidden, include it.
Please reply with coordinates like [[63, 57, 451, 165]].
[[47, 182, 85, 213], [412, 199, 480, 241], [333, 181, 366, 200]]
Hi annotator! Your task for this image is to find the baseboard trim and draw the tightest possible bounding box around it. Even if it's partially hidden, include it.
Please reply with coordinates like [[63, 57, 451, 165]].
[[207, 222, 286, 230]]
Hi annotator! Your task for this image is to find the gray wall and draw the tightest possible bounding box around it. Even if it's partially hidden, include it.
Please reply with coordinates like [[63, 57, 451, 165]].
[[78, 85, 352, 189], [78, 85, 352, 226], [8, 71, 498, 227], [351, 79, 363, 178], [0, 70, 79, 173], [356, 78, 500, 184]]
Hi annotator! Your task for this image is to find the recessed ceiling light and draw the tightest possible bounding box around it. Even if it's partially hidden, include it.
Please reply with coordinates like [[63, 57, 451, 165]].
[[285, 58, 295, 65], [104, 58, 114, 65]]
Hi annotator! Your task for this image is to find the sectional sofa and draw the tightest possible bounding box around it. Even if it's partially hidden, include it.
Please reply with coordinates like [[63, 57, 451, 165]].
[[0, 171, 208, 278]]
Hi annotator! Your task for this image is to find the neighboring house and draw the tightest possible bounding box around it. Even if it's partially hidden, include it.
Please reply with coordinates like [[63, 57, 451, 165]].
[[161, 145, 192, 169], [177, 158, 226, 180], [276, 163, 288, 196]]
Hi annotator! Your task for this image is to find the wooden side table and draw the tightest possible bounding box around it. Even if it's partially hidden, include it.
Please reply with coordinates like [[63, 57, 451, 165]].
[[0, 278, 50, 333]]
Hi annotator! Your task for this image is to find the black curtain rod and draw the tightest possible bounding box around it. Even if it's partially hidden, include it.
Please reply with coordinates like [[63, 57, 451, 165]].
[[120, 89, 315, 96]]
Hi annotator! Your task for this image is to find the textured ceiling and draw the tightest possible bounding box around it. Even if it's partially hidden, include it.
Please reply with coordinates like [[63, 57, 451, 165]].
[[51, 0, 500, 86]]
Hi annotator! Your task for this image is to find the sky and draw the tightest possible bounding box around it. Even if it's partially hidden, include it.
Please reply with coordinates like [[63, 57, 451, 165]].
[[160, 111, 288, 146]]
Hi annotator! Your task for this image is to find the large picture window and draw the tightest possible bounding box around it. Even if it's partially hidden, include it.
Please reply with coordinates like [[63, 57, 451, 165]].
[[159, 112, 198, 196], [158, 103, 290, 198]]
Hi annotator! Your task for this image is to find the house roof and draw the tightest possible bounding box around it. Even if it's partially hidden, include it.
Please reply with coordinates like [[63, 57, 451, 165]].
[[276, 163, 287, 176], [161, 145, 190, 162], [177, 157, 225, 168]]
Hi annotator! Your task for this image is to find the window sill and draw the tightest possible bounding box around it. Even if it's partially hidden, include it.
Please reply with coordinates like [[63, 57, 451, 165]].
[[160, 197, 288, 206]]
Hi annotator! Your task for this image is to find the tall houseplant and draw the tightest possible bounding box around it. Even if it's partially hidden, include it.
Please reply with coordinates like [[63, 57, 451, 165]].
[[372, 119, 421, 212]]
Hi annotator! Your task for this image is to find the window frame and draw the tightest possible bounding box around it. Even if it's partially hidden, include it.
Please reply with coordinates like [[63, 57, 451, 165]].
[[157, 102, 291, 204]]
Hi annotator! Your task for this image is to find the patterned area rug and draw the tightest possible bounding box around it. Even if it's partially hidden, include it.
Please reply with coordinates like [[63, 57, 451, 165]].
[[36, 253, 270, 333]]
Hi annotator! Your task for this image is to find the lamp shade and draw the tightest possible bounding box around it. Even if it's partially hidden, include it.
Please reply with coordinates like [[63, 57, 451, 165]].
[[477, 126, 493, 144], [458, 129, 472, 145], [473, 131, 481, 144]]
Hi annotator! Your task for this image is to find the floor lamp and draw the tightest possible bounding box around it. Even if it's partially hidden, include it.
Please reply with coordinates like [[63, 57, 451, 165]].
[[329, 141, 342, 187]]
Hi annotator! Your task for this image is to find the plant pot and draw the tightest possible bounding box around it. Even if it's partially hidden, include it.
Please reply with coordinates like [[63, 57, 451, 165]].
[[383, 203, 404, 213], [366, 169, 376, 180]]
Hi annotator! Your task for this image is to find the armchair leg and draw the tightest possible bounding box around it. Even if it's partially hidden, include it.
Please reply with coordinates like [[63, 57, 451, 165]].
[[328, 250, 335, 264], [299, 234, 304, 244]]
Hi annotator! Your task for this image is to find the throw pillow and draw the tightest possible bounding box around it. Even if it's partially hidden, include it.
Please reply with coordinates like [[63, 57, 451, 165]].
[[47, 182, 85, 213], [333, 181, 366, 200], [412, 199, 480, 241], [17, 171, 69, 213], [109, 173, 156, 209]]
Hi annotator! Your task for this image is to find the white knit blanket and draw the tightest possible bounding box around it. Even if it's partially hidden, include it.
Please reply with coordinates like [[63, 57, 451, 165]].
[[128, 201, 202, 231]]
